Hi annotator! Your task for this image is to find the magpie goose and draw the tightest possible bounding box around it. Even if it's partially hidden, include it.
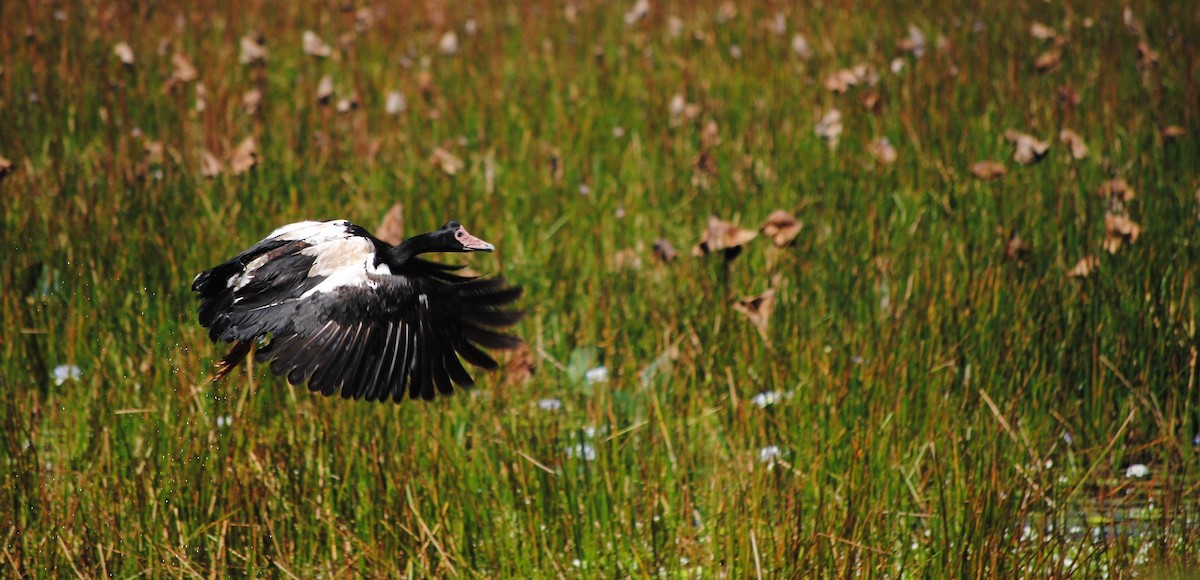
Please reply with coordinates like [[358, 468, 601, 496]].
[[192, 220, 523, 402]]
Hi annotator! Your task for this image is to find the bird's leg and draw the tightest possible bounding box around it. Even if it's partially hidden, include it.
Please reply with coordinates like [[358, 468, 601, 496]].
[[213, 340, 253, 382]]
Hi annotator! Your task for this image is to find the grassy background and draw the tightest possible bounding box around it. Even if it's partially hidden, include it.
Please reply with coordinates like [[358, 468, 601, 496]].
[[3, 0, 1199, 576]]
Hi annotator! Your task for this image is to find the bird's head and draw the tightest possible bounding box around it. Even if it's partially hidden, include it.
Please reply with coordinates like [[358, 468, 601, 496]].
[[442, 221, 495, 252]]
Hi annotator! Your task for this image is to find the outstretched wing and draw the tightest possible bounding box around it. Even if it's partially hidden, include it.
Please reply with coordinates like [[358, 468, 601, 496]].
[[192, 220, 382, 343], [254, 274, 523, 401]]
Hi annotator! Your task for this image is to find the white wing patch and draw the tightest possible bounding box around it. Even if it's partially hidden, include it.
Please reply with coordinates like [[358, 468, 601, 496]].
[[297, 235, 388, 299], [266, 219, 354, 244]]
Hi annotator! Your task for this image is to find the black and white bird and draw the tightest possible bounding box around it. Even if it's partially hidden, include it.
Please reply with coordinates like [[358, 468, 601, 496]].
[[192, 219, 523, 402]]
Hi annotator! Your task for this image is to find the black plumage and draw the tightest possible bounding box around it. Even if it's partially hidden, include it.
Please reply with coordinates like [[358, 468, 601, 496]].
[[192, 219, 523, 402]]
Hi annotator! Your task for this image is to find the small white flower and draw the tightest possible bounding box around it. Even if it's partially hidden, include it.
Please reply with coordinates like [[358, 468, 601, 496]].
[[537, 398, 562, 411], [585, 366, 609, 384], [53, 364, 81, 386], [385, 91, 407, 115], [758, 445, 783, 464], [1125, 464, 1149, 478], [567, 443, 596, 461], [751, 391, 781, 408], [216, 415, 233, 429]]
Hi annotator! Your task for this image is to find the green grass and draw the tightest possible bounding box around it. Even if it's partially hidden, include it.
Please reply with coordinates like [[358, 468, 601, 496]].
[[3, 0, 1199, 576]]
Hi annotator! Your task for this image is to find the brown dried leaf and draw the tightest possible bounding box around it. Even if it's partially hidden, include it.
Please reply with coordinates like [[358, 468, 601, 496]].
[[385, 91, 407, 115], [1067, 256, 1099, 278], [1161, 125, 1186, 140], [1058, 128, 1088, 160], [242, 88, 262, 115], [611, 248, 642, 271], [1004, 129, 1050, 165], [375, 202, 405, 245], [759, 210, 802, 247], [653, 238, 678, 263], [1097, 179, 1135, 203], [701, 120, 721, 149], [1003, 233, 1032, 265], [868, 137, 898, 165], [815, 109, 842, 148], [1030, 22, 1057, 40], [239, 34, 268, 65], [430, 147, 464, 175], [824, 69, 856, 93], [336, 94, 360, 114], [438, 31, 459, 55], [302, 30, 332, 58], [143, 140, 164, 165], [1035, 49, 1061, 72], [199, 150, 223, 178], [229, 136, 259, 175], [971, 160, 1007, 180], [1137, 42, 1158, 67], [791, 34, 813, 59], [733, 289, 776, 339], [171, 53, 198, 82], [1103, 214, 1141, 253], [316, 75, 334, 105], [503, 342, 535, 387], [694, 215, 757, 257], [0, 155, 13, 179], [113, 42, 134, 66], [896, 24, 926, 57], [860, 90, 882, 112]]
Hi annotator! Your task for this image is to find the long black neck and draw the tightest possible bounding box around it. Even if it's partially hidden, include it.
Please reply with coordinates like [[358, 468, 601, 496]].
[[382, 231, 443, 266]]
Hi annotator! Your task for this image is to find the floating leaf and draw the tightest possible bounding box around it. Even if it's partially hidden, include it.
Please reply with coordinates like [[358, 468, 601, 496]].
[[1004, 129, 1050, 165], [653, 238, 678, 263], [199, 150, 223, 178], [1103, 214, 1141, 253], [759, 210, 802, 247], [1067, 256, 1099, 278], [239, 34, 268, 65], [1058, 129, 1088, 159], [113, 42, 134, 66], [1097, 179, 1135, 203], [868, 137, 898, 165], [302, 30, 332, 58], [375, 202, 405, 245], [385, 91, 407, 115], [971, 160, 1006, 180], [815, 108, 842, 148], [694, 215, 757, 257], [315, 75, 334, 104], [733, 288, 776, 340], [438, 31, 459, 55], [430, 147, 464, 175], [1030, 22, 1057, 40], [229, 136, 258, 175], [1034, 49, 1061, 72]]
